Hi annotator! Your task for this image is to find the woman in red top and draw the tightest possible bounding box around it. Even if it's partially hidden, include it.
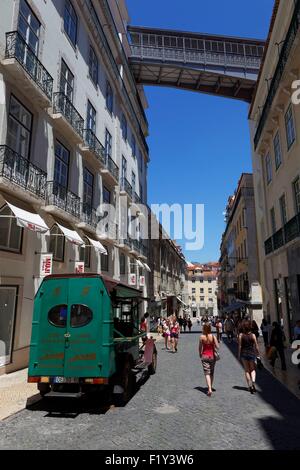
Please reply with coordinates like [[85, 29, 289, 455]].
[[199, 323, 219, 396], [170, 319, 180, 353]]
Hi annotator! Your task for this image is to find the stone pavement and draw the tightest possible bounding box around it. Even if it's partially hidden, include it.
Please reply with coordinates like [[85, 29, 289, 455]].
[[0, 328, 300, 450], [0, 369, 39, 421]]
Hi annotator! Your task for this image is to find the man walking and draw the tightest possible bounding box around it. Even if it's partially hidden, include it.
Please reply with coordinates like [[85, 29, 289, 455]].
[[224, 315, 234, 343]]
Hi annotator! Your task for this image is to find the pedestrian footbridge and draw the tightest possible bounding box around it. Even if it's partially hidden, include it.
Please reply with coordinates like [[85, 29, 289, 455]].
[[128, 26, 265, 102]]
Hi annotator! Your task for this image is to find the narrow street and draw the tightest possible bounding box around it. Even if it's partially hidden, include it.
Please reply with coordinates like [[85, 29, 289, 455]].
[[0, 329, 299, 450]]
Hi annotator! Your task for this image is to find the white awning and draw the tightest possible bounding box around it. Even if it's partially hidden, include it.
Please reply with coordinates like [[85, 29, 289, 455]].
[[56, 223, 84, 245], [86, 237, 107, 255], [143, 263, 151, 272], [6, 201, 48, 233], [177, 296, 187, 307], [136, 259, 144, 268]]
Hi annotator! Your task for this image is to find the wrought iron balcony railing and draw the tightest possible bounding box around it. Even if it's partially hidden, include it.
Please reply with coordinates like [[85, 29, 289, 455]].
[[265, 213, 300, 255], [105, 155, 119, 182], [120, 177, 133, 198], [46, 181, 80, 218], [5, 31, 53, 101], [81, 203, 99, 229], [254, 0, 300, 149], [284, 214, 300, 244], [53, 92, 84, 139], [273, 228, 284, 251], [83, 129, 106, 165], [139, 241, 148, 257], [133, 192, 141, 204], [0, 145, 47, 198]]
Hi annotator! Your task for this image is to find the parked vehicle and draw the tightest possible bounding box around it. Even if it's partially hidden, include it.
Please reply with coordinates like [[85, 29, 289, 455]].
[[28, 274, 157, 404]]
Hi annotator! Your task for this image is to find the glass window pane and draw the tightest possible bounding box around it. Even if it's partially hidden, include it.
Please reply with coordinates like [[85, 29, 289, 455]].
[[48, 305, 67, 328], [71, 304, 93, 328], [0, 287, 17, 366]]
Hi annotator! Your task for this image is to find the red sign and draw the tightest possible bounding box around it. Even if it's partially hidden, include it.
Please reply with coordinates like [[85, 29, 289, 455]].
[[139, 275, 145, 287], [40, 254, 53, 278], [129, 273, 136, 286], [75, 262, 85, 274]]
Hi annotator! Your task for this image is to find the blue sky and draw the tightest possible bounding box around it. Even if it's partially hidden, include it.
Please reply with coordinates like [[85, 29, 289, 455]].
[[126, 0, 274, 263]]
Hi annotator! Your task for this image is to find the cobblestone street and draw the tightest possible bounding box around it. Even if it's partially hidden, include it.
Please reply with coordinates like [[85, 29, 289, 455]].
[[0, 328, 299, 450]]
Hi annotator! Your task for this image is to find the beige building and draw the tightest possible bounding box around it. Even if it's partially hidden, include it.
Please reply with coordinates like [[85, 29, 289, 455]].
[[148, 211, 187, 318], [219, 174, 263, 323], [187, 262, 219, 317], [0, 0, 149, 373], [249, 0, 300, 339]]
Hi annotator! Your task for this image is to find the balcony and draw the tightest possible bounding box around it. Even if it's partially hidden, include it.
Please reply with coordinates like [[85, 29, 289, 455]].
[[77, 203, 99, 231], [120, 178, 133, 199], [264, 213, 300, 255], [0, 145, 47, 201], [118, 237, 132, 251], [98, 220, 118, 243], [45, 181, 80, 219], [51, 93, 84, 144], [101, 155, 119, 185], [139, 242, 148, 259], [80, 130, 106, 168], [3, 31, 53, 107]]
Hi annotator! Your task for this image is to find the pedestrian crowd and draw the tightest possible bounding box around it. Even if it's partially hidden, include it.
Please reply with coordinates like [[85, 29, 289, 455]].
[[155, 314, 194, 354]]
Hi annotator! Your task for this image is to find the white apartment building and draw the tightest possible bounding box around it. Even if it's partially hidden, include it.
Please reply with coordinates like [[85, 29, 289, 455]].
[[250, 0, 300, 340], [0, 0, 149, 373]]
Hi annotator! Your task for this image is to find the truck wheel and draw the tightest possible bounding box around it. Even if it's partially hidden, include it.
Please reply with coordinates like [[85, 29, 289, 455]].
[[148, 352, 157, 375]]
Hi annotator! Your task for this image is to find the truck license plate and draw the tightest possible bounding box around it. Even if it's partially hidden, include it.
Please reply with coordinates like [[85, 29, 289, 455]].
[[53, 377, 78, 384]]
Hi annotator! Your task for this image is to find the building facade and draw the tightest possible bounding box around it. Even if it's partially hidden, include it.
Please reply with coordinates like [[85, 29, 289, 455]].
[[249, 0, 300, 340], [0, 0, 150, 373], [219, 174, 263, 323], [187, 262, 219, 317], [148, 211, 187, 318]]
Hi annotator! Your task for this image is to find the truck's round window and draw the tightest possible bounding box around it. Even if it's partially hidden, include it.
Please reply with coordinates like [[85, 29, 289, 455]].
[[48, 305, 67, 327], [71, 304, 93, 328]]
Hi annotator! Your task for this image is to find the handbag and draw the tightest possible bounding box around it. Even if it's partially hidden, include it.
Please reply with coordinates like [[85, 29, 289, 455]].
[[214, 349, 220, 361]]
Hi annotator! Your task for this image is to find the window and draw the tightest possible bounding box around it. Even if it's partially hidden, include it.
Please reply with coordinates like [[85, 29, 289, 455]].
[[131, 133, 136, 158], [121, 156, 127, 181], [273, 132, 282, 170], [270, 207, 276, 234], [293, 177, 300, 214], [285, 105, 296, 150], [120, 253, 126, 275], [199, 278, 204, 283], [86, 101, 96, 134], [0, 286, 18, 366], [49, 225, 65, 262], [132, 172, 136, 193], [80, 237, 91, 268], [139, 149, 143, 174], [71, 304, 93, 328], [192, 288, 196, 294], [121, 113, 127, 141], [200, 288, 204, 294], [279, 194, 287, 226], [103, 186, 111, 204], [48, 305, 67, 328], [60, 60, 74, 102], [18, 0, 40, 54], [266, 153, 272, 185], [54, 140, 69, 187], [106, 81, 113, 114], [89, 45, 98, 85], [192, 278, 195, 283], [7, 95, 32, 159], [208, 288, 212, 294], [200, 296, 205, 302], [0, 205, 22, 253], [105, 129, 112, 159], [139, 183, 143, 204], [101, 247, 109, 271], [83, 168, 93, 208], [208, 278, 212, 283], [64, 0, 77, 46]]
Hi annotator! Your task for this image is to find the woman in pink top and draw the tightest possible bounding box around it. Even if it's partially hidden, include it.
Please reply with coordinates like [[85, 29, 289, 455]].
[[199, 323, 219, 396]]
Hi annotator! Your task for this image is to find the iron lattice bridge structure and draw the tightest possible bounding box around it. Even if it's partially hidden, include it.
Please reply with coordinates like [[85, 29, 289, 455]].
[[128, 26, 265, 102]]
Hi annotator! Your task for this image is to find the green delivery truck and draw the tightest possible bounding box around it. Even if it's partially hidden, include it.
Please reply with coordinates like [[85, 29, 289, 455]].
[[28, 274, 157, 403]]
